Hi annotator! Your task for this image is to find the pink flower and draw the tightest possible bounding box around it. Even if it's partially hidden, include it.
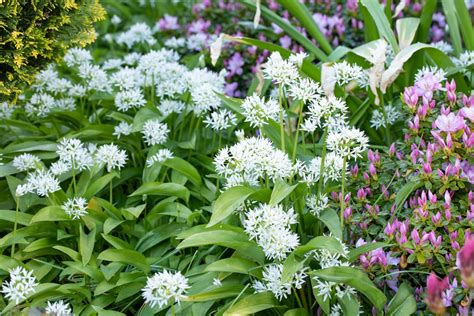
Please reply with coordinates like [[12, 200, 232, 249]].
[[426, 273, 449, 315], [434, 113, 466, 133], [461, 107, 474, 122], [158, 15, 179, 31], [458, 237, 474, 288]]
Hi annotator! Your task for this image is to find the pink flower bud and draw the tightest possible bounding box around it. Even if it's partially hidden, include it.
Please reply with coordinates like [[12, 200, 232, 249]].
[[426, 273, 448, 314], [457, 237, 474, 288], [389, 143, 396, 156]]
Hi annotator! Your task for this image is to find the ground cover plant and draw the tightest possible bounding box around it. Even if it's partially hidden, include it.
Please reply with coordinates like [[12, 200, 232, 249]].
[[0, 0, 473, 315]]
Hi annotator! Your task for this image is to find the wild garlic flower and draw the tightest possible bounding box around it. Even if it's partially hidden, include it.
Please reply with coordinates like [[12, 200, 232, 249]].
[[77, 63, 110, 93], [186, 68, 225, 115], [146, 149, 174, 167], [243, 203, 299, 260], [13, 154, 41, 172], [153, 63, 189, 97], [288, 77, 323, 104], [116, 22, 156, 48], [214, 137, 294, 188], [431, 41, 454, 55], [453, 50, 474, 68], [142, 270, 190, 308], [96, 144, 128, 172], [63, 48, 93, 67], [111, 67, 143, 90], [289, 52, 308, 68], [326, 126, 369, 160], [298, 152, 347, 184], [115, 88, 146, 112], [113, 122, 133, 138], [301, 95, 348, 132], [0, 102, 14, 119], [24, 93, 56, 117], [331, 60, 368, 87], [329, 304, 343, 316], [253, 264, 307, 300], [49, 161, 70, 176], [142, 120, 170, 146], [370, 105, 401, 129], [102, 58, 123, 70], [262, 52, 299, 85], [62, 197, 88, 219], [241, 94, 279, 128], [306, 194, 329, 217], [1, 266, 38, 305], [204, 109, 237, 131], [158, 99, 186, 117], [56, 138, 94, 171], [24, 170, 61, 197], [45, 300, 73, 316]]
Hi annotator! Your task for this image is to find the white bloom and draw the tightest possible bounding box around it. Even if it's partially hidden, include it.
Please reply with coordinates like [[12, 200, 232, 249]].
[[25, 170, 61, 197], [253, 264, 307, 300], [57, 138, 94, 171], [113, 122, 133, 138], [157, 99, 186, 117], [146, 149, 174, 167], [115, 88, 146, 112], [431, 41, 454, 55], [15, 184, 31, 197], [62, 197, 88, 219], [326, 126, 369, 160], [111, 15, 122, 25], [204, 109, 237, 131], [63, 48, 93, 67], [142, 270, 190, 308], [50, 161, 70, 176], [165, 37, 186, 49], [0, 102, 14, 119], [25, 93, 56, 117], [68, 84, 87, 98], [331, 60, 368, 87], [13, 154, 41, 171], [96, 144, 128, 172], [213, 278, 222, 287], [262, 52, 299, 85], [370, 105, 401, 129], [301, 95, 347, 131], [116, 22, 156, 48], [186, 33, 210, 51], [241, 94, 279, 128], [45, 300, 72, 316], [123, 52, 142, 66], [214, 137, 294, 188], [243, 203, 299, 260], [288, 78, 323, 103], [330, 304, 342, 316], [78, 63, 110, 93], [142, 120, 170, 146], [185, 68, 225, 115], [289, 52, 308, 68], [306, 194, 329, 217], [110, 67, 143, 90], [414, 66, 446, 85], [33, 65, 60, 92], [1, 266, 38, 304], [453, 50, 474, 68], [298, 152, 347, 184]]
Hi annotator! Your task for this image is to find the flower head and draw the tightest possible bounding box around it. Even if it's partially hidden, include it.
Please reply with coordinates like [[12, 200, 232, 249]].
[[142, 270, 190, 308], [434, 113, 466, 133], [457, 237, 474, 288], [425, 273, 449, 315], [1, 266, 38, 305], [262, 52, 299, 85], [13, 154, 41, 171], [241, 94, 279, 128], [142, 120, 170, 146], [62, 197, 88, 219], [45, 300, 73, 316], [96, 144, 128, 172]]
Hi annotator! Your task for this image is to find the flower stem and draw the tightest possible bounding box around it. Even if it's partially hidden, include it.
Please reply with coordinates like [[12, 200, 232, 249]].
[[317, 125, 329, 196], [340, 157, 347, 230], [278, 84, 286, 152], [109, 180, 113, 204], [11, 196, 19, 258], [292, 100, 304, 162]]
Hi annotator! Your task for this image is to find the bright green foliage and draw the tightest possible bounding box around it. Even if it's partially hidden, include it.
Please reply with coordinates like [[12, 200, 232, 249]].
[[0, 0, 106, 102]]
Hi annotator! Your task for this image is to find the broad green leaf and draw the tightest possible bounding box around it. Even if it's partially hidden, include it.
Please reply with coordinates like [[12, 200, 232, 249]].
[[208, 186, 256, 227], [453, 0, 474, 50], [319, 209, 342, 240], [186, 283, 246, 302], [136, 223, 188, 253], [30, 206, 71, 223], [442, 0, 462, 55], [338, 293, 361, 316], [205, 258, 261, 277], [269, 180, 298, 206], [360, 0, 399, 52], [394, 179, 423, 214], [224, 292, 279, 315], [0, 210, 32, 226], [163, 157, 202, 186], [3, 141, 57, 154], [396, 18, 420, 50], [130, 182, 190, 203], [387, 282, 417, 316], [98, 249, 150, 273], [348, 242, 391, 262], [311, 267, 387, 311], [80, 226, 96, 266], [283, 309, 309, 316], [416, 0, 437, 42], [84, 173, 117, 199]]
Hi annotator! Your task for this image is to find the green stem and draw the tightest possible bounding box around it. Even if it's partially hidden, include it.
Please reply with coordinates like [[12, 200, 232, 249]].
[[292, 101, 304, 162], [109, 180, 113, 204], [278, 84, 286, 152], [11, 196, 19, 258], [340, 157, 347, 230], [317, 126, 329, 196], [170, 301, 176, 316], [72, 160, 77, 195]]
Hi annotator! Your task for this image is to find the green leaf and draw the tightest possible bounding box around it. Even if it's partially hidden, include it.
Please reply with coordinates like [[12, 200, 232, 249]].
[[84, 173, 117, 199], [394, 179, 423, 214], [208, 186, 256, 227], [0, 210, 32, 226], [360, 0, 399, 52], [130, 182, 190, 203], [416, 0, 437, 42], [3, 141, 57, 154], [348, 242, 391, 262], [338, 293, 361, 316], [98, 249, 150, 273], [186, 283, 246, 302], [276, 0, 332, 54], [387, 282, 417, 316], [163, 157, 202, 186], [396, 18, 420, 50], [319, 209, 342, 240], [283, 309, 309, 316], [205, 258, 261, 277], [269, 180, 299, 206], [30, 206, 71, 223], [311, 267, 387, 311], [224, 292, 279, 315], [80, 226, 96, 266], [453, 0, 474, 50], [442, 0, 462, 55]]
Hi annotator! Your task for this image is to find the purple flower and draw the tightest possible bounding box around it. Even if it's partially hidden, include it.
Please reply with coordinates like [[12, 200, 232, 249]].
[[226, 53, 244, 77], [460, 107, 474, 122], [158, 15, 179, 31], [434, 113, 466, 133]]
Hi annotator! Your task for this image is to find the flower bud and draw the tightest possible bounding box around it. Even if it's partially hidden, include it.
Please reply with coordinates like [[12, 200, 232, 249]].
[[457, 237, 474, 288], [426, 273, 449, 315]]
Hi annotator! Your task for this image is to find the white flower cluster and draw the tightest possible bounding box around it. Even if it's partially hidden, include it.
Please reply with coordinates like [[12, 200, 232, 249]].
[[431, 41, 454, 55], [253, 264, 307, 301], [243, 203, 299, 260], [142, 120, 170, 146], [13, 153, 42, 172], [1, 266, 38, 305], [146, 149, 174, 167], [142, 270, 190, 308], [297, 152, 347, 185], [214, 137, 295, 188], [306, 193, 329, 217], [262, 52, 299, 85], [62, 197, 88, 219], [326, 126, 369, 160], [300, 95, 348, 133], [453, 50, 474, 69], [370, 105, 401, 129], [241, 94, 279, 128], [0, 102, 14, 119], [45, 300, 73, 316], [204, 109, 237, 131], [331, 60, 368, 87], [116, 22, 156, 48]]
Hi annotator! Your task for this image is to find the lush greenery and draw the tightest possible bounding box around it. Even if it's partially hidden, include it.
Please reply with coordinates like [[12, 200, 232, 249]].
[[0, 0, 473, 315]]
